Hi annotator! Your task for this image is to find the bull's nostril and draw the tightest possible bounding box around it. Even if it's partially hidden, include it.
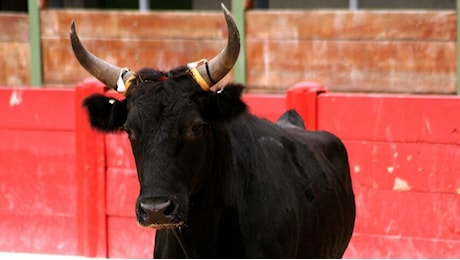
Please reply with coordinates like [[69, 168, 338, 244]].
[[138, 198, 178, 225], [138, 206, 148, 220], [163, 200, 177, 216]]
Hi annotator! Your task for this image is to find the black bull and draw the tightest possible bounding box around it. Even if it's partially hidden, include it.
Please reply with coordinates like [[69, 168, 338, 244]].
[[72, 4, 355, 258]]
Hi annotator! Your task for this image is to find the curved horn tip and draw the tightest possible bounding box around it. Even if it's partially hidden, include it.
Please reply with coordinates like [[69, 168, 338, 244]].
[[69, 19, 125, 89], [220, 3, 239, 40], [221, 3, 230, 14], [70, 20, 75, 33]]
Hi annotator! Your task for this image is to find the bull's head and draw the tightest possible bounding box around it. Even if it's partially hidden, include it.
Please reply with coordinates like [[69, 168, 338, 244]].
[[71, 4, 245, 229]]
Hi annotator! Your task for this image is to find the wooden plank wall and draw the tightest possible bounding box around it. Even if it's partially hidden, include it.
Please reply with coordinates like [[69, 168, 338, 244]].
[[0, 14, 30, 86], [0, 10, 456, 94], [246, 10, 456, 94], [39, 10, 232, 87]]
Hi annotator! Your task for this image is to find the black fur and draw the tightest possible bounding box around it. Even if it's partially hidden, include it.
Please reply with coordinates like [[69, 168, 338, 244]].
[[276, 109, 306, 129], [194, 83, 247, 122], [82, 94, 127, 132]]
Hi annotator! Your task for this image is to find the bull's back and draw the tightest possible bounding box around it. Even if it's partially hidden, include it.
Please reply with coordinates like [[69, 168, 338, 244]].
[[276, 109, 306, 129], [277, 109, 352, 184]]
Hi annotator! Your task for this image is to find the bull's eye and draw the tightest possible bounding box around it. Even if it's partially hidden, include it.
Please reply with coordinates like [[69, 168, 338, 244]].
[[191, 124, 203, 136], [184, 121, 205, 141]]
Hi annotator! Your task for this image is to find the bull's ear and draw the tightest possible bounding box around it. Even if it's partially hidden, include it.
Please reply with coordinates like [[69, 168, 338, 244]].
[[82, 94, 127, 132], [196, 83, 247, 122]]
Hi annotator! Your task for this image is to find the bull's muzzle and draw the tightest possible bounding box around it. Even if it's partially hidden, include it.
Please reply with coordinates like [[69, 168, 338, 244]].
[[136, 197, 183, 229]]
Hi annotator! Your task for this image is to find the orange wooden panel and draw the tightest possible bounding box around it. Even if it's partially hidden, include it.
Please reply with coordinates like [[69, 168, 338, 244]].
[[247, 11, 455, 41], [0, 43, 30, 86], [1, 10, 457, 93], [0, 15, 30, 86], [0, 14, 29, 42], [42, 38, 232, 86], [246, 39, 455, 93], [41, 10, 227, 39], [41, 9, 235, 88]]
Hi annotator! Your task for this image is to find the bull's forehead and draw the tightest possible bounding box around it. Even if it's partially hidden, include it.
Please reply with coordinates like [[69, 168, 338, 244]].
[[126, 82, 198, 128], [125, 67, 196, 102]]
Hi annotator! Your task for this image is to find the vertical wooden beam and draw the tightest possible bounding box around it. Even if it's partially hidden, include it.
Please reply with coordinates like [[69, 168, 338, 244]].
[[231, 0, 246, 85], [28, 0, 43, 87]]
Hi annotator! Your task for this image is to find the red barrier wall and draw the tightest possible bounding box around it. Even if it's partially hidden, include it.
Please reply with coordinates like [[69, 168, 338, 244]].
[[317, 93, 460, 258], [0, 87, 79, 255], [1, 82, 459, 258]]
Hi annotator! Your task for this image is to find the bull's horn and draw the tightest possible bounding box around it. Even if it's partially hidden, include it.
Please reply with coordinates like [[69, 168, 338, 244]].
[[195, 3, 240, 88], [70, 21, 134, 90]]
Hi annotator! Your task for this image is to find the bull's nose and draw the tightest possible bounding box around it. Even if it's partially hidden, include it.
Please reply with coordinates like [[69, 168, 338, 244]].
[[137, 197, 178, 226]]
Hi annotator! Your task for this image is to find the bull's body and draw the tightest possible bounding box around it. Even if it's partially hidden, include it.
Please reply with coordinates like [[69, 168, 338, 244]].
[[152, 108, 355, 258]]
